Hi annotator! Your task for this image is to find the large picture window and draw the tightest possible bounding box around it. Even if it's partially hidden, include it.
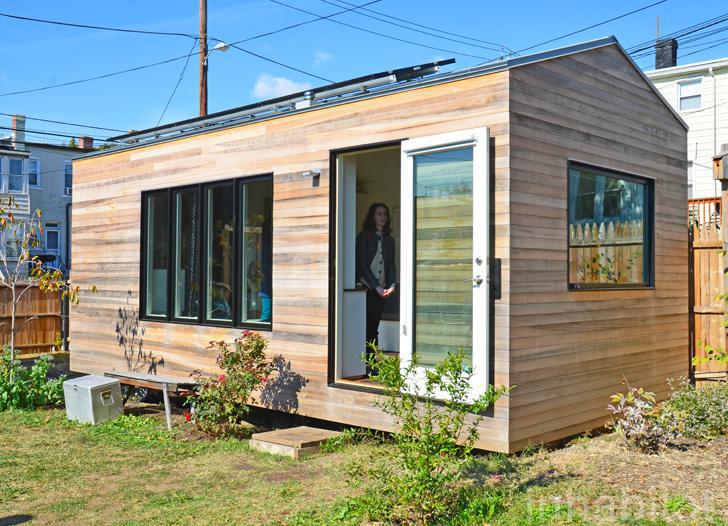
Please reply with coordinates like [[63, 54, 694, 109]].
[[568, 163, 652, 289], [141, 175, 273, 328]]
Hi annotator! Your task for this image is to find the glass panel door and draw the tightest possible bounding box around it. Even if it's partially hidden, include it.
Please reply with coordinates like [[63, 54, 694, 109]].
[[414, 148, 474, 367], [400, 128, 489, 396]]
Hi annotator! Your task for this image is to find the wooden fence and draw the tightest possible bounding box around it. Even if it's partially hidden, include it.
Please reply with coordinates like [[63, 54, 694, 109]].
[[569, 220, 644, 285], [688, 197, 727, 380], [0, 284, 62, 356]]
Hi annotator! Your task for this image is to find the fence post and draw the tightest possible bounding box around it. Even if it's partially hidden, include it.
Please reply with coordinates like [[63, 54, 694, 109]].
[[713, 145, 728, 378]]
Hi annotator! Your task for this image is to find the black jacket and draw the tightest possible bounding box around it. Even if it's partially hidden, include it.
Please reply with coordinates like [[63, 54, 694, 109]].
[[356, 230, 397, 290]]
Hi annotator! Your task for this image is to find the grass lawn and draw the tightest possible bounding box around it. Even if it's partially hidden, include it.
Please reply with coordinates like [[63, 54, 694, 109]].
[[1, 406, 726, 526]]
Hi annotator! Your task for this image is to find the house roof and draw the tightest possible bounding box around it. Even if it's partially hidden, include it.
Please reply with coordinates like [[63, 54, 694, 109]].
[[645, 56, 728, 80], [81, 35, 686, 160]]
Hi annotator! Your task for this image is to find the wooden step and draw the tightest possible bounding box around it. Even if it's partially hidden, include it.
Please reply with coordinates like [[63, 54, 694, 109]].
[[249, 426, 341, 459]]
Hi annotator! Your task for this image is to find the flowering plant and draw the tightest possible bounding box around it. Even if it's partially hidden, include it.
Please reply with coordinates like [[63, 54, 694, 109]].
[[187, 331, 274, 437]]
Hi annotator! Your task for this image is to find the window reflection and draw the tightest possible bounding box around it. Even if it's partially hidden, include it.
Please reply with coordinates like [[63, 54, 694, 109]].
[[568, 164, 651, 287], [241, 181, 273, 325], [206, 184, 234, 322], [174, 188, 200, 319], [145, 192, 168, 316]]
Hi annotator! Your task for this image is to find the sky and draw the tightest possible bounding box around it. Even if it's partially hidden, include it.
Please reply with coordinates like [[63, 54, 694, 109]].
[[0, 0, 727, 145]]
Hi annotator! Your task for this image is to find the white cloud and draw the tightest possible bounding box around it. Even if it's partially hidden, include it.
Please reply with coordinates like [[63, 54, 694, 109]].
[[252, 74, 312, 99], [314, 51, 333, 65]]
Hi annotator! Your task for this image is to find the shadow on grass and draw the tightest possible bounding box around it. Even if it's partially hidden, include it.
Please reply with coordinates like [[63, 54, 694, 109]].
[[0, 515, 33, 526], [467, 450, 575, 494]]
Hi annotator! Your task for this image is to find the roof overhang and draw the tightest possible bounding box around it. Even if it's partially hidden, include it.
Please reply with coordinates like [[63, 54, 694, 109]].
[[78, 35, 686, 160], [646, 57, 728, 80], [0, 148, 30, 157]]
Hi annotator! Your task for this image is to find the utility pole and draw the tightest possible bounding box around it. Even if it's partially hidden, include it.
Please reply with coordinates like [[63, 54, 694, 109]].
[[199, 0, 208, 117]]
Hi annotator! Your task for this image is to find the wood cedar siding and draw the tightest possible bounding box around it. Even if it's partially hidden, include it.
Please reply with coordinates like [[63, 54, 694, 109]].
[[70, 71, 512, 452], [506, 46, 688, 451]]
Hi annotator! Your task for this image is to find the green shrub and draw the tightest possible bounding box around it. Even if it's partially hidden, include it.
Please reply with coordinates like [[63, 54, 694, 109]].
[[607, 383, 681, 453], [355, 348, 509, 525], [0, 347, 65, 410], [187, 331, 274, 437], [664, 378, 728, 439]]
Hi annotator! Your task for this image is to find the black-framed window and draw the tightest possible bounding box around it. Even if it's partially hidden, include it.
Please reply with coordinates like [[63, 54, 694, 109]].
[[568, 162, 653, 289], [141, 175, 273, 328]]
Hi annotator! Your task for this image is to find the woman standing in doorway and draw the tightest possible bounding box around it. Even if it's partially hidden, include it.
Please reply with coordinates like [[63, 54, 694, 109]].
[[356, 203, 397, 367]]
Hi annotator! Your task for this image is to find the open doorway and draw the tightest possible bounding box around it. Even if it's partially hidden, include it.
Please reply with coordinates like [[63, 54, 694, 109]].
[[334, 145, 400, 382], [332, 128, 491, 396]]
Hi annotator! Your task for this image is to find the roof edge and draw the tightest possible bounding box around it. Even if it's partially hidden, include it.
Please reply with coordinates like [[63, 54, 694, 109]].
[[612, 40, 688, 131], [78, 36, 681, 160], [645, 57, 728, 79]]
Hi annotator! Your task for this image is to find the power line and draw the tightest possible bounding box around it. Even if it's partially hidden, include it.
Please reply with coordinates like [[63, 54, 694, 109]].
[[268, 0, 491, 61], [626, 12, 728, 53], [0, 51, 196, 97], [511, 0, 667, 57], [0, 10, 196, 39], [315, 0, 507, 54], [0, 111, 126, 133], [679, 37, 728, 59], [0, 1, 391, 99], [156, 40, 198, 126], [227, 44, 333, 82], [0, 42, 329, 98], [681, 34, 728, 50], [629, 22, 728, 58], [326, 0, 512, 52], [225, 0, 382, 45], [629, 23, 728, 60], [0, 125, 119, 143]]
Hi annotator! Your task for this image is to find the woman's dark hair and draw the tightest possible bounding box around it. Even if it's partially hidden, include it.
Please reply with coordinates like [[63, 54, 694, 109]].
[[361, 202, 392, 236]]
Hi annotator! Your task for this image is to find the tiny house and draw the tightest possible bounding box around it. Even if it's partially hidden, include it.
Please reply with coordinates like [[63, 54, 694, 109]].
[[71, 37, 688, 452]]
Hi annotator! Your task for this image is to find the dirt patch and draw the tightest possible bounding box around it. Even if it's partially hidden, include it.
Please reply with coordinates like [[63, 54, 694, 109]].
[[265, 466, 325, 484], [510, 434, 728, 524]]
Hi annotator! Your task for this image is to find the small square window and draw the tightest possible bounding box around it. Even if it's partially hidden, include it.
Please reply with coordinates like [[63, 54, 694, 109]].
[[678, 78, 701, 111], [8, 158, 24, 193], [64, 162, 72, 196], [29, 159, 40, 187], [568, 163, 653, 289]]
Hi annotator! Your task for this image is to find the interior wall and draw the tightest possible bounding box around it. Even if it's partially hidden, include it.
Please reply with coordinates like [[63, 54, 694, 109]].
[[354, 147, 401, 332]]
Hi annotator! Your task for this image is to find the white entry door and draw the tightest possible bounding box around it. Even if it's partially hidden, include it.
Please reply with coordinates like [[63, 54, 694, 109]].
[[400, 127, 490, 396]]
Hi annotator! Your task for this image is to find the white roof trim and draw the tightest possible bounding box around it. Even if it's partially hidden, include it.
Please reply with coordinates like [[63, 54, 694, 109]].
[[646, 57, 728, 79]]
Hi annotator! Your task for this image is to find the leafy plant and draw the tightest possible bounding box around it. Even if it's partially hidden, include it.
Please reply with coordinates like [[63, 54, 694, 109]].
[[693, 341, 728, 367], [664, 378, 728, 439], [0, 347, 65, 410], [664, 495, 693, 514], [607, 381, 681, 453], [0, 199, 93, 381], [187, 331, 274, 437], [355, 348, 509, 525]]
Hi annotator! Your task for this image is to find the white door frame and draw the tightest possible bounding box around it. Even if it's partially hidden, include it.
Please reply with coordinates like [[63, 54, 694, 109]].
[[400, 127, 490, 397]]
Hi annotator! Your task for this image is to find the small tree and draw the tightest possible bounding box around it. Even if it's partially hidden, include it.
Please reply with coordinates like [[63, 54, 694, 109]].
[[362, 349, 510, 524], [0, 198, 84, 381]]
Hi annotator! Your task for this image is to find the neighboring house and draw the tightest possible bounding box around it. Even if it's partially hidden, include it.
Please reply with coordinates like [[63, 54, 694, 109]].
[[70, 36, 687, 453], [646, 44, 728, 198], [0, 115, 93, 273]]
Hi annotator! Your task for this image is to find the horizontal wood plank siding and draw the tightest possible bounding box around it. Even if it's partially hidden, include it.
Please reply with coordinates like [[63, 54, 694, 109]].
[[506, 46, 688, 451], [71, 72, 512, 452], [70, 43, 687, 452]]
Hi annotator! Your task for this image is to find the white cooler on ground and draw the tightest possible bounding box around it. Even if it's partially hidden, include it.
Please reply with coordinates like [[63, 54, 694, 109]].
[[63, 375, 123, 425]]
